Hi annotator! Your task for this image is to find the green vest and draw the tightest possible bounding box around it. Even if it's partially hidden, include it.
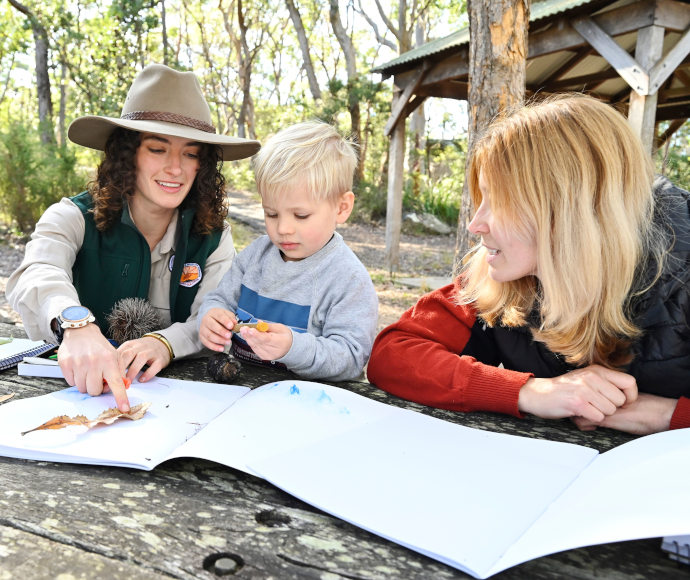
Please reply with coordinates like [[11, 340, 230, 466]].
[[71, 192, 222, 337]]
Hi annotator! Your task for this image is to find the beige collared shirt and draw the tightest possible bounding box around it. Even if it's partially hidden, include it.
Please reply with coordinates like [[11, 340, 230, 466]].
[[6, 197, 235, 359]]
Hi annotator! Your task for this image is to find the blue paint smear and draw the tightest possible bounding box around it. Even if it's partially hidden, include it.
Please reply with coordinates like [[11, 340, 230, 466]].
[[317, 390, 332, 404], [290, 384, 300, 395]]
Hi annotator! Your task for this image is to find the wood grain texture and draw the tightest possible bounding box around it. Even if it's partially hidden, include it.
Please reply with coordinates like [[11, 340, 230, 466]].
[[0, 323, 685, 579]]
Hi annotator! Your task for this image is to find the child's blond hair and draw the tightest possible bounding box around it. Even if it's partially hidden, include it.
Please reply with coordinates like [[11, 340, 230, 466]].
[[252, 121, 358, 203]]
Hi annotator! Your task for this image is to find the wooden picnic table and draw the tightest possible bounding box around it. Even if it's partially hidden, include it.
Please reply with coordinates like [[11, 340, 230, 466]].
[[0, 321, 685, 579]]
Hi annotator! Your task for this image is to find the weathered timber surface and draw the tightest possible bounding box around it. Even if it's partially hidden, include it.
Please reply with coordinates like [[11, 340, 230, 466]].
[[0, 323, 686, 579]]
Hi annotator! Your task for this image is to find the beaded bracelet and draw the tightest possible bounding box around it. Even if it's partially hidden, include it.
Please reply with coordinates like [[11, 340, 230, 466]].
[[142, 332, 175, 363]]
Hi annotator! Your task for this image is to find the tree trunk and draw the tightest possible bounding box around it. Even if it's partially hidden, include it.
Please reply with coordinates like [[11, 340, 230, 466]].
[[455, 0, 529, 266], [160, 0, 169, 65], [236, 0, 256, 139], [8, 0, 54, 144], [285, 0, 322, 102], [408, 16, 426, 194], [328, 0, 363, 182], [58, 60, 67, 147]]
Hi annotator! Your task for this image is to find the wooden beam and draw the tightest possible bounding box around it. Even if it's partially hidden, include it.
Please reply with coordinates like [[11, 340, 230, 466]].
[[529, 3, 656, 59], [415, 82, 467, 100], [656, 0, 690, 31], [384, 63, 430, 137], [402, 95, 428, 118], [628, 25, 665, 153], [572, 16, 649, 94], [656, 103, 690, 120], [649, 27, 690, 93], [385, 114, 405, 273]]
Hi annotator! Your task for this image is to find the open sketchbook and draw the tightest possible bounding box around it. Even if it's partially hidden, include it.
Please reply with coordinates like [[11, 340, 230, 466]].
[[0, 377, 688, 579]]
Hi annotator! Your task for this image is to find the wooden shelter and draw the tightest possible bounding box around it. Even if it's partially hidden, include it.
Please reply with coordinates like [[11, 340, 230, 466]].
[[373, 0, 690, 271]]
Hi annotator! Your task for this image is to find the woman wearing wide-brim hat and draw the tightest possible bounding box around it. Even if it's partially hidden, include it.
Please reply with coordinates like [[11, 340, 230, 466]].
[[7, 64, 260, 413]]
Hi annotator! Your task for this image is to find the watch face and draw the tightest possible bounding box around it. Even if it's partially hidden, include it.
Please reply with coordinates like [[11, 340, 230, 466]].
[[62, 305, 90, 322]]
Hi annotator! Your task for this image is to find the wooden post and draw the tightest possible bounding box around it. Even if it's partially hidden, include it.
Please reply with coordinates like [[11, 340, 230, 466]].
[[385, 90, 405, 274], [628, 25, 664, 154]]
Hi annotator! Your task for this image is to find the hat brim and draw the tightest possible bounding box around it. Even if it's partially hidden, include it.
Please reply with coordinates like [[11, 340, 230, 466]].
[[68, 116, 260, 161]]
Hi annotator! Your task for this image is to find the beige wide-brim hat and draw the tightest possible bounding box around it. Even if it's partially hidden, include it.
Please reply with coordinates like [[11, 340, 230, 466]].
[[68, 64, 260, 161]]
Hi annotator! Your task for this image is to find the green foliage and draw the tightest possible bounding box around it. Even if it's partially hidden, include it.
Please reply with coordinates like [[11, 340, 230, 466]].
[[353, 179, 388, 223], [0, 122, 83, 233], [403, 138, 465, 226], [223, 159, 256, 193], [656, 123, 690, 191]]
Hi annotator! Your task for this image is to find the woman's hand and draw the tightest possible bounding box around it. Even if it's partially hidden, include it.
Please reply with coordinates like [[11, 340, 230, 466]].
[[199, 308, 237, 352], [239, 323, 292, 362], [118, 336, 173, 384], [57, 323, 130, 412], [518, 365, 637, 422], [572, 393, 676, 434]]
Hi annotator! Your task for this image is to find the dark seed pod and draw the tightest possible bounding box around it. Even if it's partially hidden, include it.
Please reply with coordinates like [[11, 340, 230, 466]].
[[206, 353, 242, 383]]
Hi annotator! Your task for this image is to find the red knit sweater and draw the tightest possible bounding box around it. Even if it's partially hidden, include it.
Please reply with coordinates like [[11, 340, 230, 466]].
[[367, 283, 690, 430]]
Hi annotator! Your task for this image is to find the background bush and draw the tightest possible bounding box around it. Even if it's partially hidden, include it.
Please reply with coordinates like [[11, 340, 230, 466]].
[[0, 122, 83, 233]]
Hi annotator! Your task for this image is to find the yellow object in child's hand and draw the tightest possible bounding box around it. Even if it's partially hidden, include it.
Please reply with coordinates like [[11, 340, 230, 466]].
[[233, 320, 269, 333]]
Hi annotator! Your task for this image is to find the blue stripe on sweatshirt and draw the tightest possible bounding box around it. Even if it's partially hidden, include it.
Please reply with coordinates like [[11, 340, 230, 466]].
[[237, 284, 310, 332]]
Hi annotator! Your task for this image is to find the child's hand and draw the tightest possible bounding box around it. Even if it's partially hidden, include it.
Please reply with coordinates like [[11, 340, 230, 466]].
[[239, 323, 292, 361], [199, 308, 237, 352]]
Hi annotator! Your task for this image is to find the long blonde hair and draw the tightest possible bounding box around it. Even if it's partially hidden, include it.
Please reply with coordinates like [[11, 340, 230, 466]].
[[460, 94, 665, 367]]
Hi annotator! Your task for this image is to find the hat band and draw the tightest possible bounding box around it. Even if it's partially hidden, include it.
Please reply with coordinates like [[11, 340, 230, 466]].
[[121, 111, 216, 134]]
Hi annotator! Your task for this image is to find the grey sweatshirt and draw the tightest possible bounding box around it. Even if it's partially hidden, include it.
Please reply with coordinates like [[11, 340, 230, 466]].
[[199, 232, 378, 381]]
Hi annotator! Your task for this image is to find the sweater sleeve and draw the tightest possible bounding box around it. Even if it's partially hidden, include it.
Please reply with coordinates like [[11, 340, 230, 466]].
[[670, 397, 690, 430], [367, 282, 531, 417]]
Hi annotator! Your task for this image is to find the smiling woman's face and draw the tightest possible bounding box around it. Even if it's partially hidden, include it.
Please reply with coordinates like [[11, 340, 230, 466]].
[[133, 132, 201, 213], [467, 169, 539, 282]]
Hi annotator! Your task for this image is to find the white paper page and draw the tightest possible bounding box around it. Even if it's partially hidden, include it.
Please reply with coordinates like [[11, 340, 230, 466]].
[[0, 376, 248, 470], [249, 407, 598, 579], [492, 428, 690, 576], [169, 380, 400, 475], [18, 362, 64, 379]]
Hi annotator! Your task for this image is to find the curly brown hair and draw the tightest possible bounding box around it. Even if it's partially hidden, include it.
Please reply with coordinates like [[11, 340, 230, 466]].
[[88, 128, 227, 235]]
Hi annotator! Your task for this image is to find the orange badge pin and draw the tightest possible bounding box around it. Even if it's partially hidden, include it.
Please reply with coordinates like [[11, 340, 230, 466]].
[[179, 263, 202, 287]]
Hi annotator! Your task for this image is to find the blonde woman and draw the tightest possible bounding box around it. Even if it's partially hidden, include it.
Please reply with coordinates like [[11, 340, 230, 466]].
[[368, 94, 690, 434]]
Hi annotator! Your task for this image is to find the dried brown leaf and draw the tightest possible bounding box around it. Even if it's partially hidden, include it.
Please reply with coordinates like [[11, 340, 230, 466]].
[[21, 402, 151, 436], [0, 393, 15, 404]]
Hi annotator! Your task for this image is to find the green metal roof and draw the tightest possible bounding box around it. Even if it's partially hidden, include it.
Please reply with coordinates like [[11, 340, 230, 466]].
[[372, 0, 601, 73]]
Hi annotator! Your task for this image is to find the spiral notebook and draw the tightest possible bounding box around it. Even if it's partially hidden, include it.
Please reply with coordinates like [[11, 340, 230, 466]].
[[0, 338, 57, 371]]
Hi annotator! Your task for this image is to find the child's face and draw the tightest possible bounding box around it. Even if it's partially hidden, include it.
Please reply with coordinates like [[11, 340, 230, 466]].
[[262, 186, 354, 261]]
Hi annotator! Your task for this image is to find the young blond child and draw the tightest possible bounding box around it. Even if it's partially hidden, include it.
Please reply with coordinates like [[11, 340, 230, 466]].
[[198, 121, 378, 381]]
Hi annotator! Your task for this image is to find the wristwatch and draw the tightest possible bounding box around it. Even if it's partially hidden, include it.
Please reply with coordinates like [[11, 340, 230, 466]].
[[54, 305, 95, 343]]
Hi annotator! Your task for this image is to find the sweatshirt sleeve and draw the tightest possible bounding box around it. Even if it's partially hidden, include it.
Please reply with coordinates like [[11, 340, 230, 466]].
[[366, 282, 531, 417]]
